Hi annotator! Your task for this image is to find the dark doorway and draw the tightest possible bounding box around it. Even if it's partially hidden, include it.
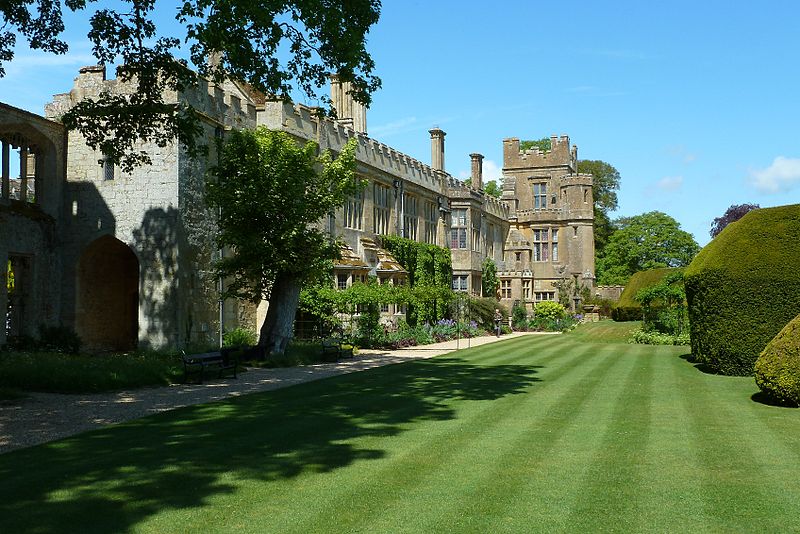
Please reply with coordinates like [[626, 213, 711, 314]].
[[6, 255, 32, 341], [76, 235, 139, 351]]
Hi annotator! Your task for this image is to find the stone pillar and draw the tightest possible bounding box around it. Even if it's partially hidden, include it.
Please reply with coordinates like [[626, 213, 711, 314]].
[[19, 146, 27, 202], [470, 153, 484, 190], [429, 128, 446, 172], [1, 141, 8, 199]]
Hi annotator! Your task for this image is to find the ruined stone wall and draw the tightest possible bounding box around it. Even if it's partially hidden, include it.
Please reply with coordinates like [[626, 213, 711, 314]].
[[0, 103, 67, 346], [45, 66, 256, 349]]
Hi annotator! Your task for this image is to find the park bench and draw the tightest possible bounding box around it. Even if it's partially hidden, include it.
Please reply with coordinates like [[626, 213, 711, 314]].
[[181, 348, 238, 383], [321, 338, 353, 362]]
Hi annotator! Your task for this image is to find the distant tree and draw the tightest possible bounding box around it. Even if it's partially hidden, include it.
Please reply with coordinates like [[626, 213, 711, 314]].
[[596, 211, 700, 286], [577, 160, 621, 258], [519, 138, 551, 152], [0, 0, 381, 172], [484, 180, 502, 198], [206, 128, 359, 355], [710, 203, 760, 238]]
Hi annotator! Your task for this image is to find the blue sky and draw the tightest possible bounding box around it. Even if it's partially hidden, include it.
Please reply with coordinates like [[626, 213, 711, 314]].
[[2, 0, 799, 245]]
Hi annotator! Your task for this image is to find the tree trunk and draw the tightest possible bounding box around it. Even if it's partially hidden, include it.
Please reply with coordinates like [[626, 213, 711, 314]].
[[259, 272, 301, 355]]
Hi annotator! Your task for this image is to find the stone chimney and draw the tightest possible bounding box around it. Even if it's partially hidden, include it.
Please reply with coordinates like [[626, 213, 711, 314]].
[[330, 74, 367, 134], [470, 153, 484, 190], [429, 127, 446, 172]]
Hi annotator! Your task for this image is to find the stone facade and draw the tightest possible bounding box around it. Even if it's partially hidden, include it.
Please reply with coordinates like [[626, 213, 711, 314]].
[[498, 137, 595, 311], [1, 66, 595, 350]]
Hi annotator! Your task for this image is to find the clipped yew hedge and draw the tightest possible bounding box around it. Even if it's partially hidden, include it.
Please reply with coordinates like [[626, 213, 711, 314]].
[[685, 204, 800, 376], [612, 268, 680, 321], [755, 312, 800, 406]]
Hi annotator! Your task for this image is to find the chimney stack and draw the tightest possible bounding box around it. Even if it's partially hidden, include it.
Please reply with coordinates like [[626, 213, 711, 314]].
[[429, 127, 446, 172], [470, 153, 484, 190], [330, 74, 367, 134]]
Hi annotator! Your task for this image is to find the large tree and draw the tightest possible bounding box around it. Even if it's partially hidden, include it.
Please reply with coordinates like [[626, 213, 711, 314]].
[[710, 203, 759, 238], [577, 159, 620, 257], [0, 0, 381, 171], [206, 127, 358, 355], [596, 211, 699, 286]]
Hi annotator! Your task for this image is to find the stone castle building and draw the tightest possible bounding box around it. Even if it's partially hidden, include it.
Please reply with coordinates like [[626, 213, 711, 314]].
[[0, 66, 594, 350]]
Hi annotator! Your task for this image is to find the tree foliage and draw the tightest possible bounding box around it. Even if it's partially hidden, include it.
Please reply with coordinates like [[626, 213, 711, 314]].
[[577, 159, 620, 257], [481, 257, 499, 298], [710, 203, 759, 238], [596, 211, 699, 286], [484, 180, 502, 198], [0, 0, 381, 171], [206, 128, 358, 300], [206, 127, 358, 353], [519, 138, 551, 152]]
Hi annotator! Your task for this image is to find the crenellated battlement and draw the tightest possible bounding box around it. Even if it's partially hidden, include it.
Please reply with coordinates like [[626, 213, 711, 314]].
[[560, 173, 593, 188], [503, 135, 577, 173], [259, 100, 452, 196]]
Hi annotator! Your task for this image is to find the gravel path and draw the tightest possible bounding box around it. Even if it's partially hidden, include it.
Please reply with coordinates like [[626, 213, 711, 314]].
[[0, 332, 547, 454]]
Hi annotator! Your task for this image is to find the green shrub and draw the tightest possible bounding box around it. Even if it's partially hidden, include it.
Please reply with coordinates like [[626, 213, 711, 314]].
[[0, 351, 182, 393], [612, 268, 680, 322], [223, 327, 257, 348], [685, 204, 800, 375], [534, 301, 566, 321], [754, 313, 800, 406], [512, 303, 528, 330], [628, 328, 690, 346]]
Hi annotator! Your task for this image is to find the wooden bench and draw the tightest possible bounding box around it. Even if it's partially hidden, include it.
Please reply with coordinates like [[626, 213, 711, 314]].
[[321, 338, 353, 362], [181, 349, 238, 383]]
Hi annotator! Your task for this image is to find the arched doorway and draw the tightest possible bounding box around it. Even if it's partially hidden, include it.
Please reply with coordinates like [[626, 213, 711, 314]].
[[76, 235, 139, 351]]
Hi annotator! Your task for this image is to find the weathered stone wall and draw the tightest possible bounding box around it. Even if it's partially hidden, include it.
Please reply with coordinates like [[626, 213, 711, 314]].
[[0, 103, 67, 346], [499, 135, 595, 309], [259, 100, 511, 296], [45, 66, 256, 349]]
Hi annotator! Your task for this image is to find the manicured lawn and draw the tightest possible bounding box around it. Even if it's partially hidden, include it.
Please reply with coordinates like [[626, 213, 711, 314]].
[[1, 330, 799, 533]]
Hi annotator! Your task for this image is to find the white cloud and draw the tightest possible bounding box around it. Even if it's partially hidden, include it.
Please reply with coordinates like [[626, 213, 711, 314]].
[[749, 156, 800, 194], [656, 175, 683, 192]]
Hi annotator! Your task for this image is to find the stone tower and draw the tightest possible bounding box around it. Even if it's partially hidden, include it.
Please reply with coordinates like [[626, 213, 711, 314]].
[[498, 135, 595, 310]]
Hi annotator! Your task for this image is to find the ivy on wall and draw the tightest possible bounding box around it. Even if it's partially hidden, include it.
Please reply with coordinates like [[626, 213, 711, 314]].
[[379, 235, 453, 325]]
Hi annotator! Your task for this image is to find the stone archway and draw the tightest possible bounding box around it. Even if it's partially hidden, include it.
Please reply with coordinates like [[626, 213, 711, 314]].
[[76, 235, 139, 351]]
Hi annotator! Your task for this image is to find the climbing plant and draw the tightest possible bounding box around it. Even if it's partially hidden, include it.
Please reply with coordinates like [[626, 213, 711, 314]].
[[379, 235, 453, 325], [481, 257, 499, 298]]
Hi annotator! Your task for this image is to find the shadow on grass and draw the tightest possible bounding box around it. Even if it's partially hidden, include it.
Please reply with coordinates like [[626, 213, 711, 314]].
[[0, 356, 541, 533], [750, 391, 799, 408], [679, 353, 723, 375]]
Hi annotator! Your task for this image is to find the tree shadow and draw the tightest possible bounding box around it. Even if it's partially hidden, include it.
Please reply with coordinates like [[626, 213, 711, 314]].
[[0, 356, 542, 533]]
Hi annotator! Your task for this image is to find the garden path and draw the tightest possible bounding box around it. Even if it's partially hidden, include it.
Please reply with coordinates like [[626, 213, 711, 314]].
[[0, 332, 551, 454]]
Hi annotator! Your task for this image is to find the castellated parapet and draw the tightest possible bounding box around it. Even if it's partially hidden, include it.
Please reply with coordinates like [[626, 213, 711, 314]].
[[261, 100, 451, 198], [503, 135, 577, 173]]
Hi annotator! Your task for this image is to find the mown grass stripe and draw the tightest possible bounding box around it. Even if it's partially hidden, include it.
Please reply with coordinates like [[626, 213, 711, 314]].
[[678, 356, 800, 532], [394, 344, 631, 532], [284, 338, 603, 533]]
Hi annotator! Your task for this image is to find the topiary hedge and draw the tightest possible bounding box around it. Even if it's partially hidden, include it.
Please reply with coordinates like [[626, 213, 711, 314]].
[[612, 267, 680, 321], [754, 312, 800, 406], [685, 204, 800, 376]]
